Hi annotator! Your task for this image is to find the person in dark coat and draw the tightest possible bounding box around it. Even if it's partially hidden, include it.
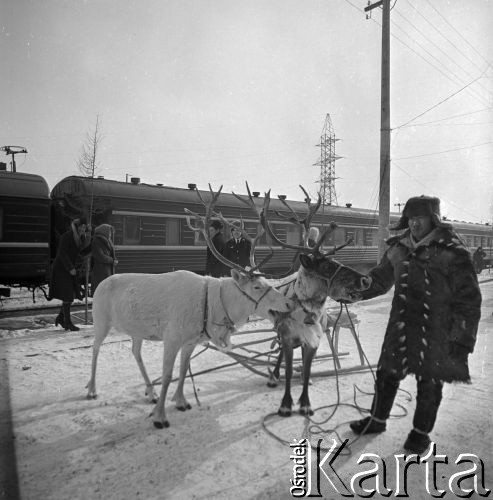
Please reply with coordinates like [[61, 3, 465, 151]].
[[49, 217, 91, 331], [472, 246, 486, 274], [349, 195, 482, 454], [205, 220, 228, 277], [223, 221, 252, 269], [91, 224, 118, 294]]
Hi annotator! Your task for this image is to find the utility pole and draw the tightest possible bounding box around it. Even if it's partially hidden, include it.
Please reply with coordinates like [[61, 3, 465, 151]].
[[313, 113, 342, 208], [365, 0, 391, 261], [0, 146, 28, 172]]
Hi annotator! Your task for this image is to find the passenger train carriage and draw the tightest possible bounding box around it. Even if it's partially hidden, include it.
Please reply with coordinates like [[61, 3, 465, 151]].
[[50, 176, 386, 276], [0, 170, 491, 292], [0, 171, 51, 291]]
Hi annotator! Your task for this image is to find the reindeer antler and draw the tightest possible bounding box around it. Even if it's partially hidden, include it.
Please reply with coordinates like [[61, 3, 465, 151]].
[[185, 184, 271, 275], [260, 187, 338, 255]]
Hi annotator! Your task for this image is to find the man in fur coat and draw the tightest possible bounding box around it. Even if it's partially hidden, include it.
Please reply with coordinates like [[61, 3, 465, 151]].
[[349, 195, 481, 454]]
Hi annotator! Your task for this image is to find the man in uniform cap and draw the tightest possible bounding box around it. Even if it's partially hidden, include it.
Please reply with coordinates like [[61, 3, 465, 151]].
[[223, 220, 252, 269], [349, 195, 481, 454]]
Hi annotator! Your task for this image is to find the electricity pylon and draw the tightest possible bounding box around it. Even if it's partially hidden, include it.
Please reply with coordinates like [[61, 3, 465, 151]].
[[313, 114, 341, 206]]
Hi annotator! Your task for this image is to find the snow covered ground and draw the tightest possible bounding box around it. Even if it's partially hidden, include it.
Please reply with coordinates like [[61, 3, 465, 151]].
[[1, 273, 492, 499]]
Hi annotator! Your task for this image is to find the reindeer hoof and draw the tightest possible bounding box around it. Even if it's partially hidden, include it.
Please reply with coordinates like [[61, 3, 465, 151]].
[[153, 420, 170, 429], [299, 407, 314, 416], [86, 393, 97, 400], [145, 390, 158, 404], [278, 407, 292, 417], [176, 403, 192, 411]]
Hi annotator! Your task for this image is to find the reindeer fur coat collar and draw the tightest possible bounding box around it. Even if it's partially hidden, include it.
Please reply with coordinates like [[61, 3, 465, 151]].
[[361, 227, 481, 383]]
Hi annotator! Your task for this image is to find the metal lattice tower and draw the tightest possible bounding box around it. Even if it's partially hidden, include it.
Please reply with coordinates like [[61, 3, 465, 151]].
[[313, 114, 341, 206]]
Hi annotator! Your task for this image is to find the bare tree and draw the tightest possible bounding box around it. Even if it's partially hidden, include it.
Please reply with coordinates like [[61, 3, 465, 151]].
[[76, 115, 103, 321], [77, 115, 103, 178]]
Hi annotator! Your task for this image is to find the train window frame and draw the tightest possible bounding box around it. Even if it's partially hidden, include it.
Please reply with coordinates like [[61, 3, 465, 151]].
[[166, 218, 180, 245], [123, 216, 142, 245]]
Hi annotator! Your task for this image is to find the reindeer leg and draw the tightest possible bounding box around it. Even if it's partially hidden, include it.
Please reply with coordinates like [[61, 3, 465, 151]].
[[86, 320, 109, 399], [171, 341, 196, 411], [298, 346, 316, 416], [267, 348, 283, 388], [131, 337, 158, 403], [278, 343, 294, 416], [152, 336, 181, 429]]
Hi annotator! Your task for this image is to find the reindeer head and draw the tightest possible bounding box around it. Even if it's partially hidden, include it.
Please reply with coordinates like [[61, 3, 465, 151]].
[[298, 253, 371, 302], [261, 185, 371, 303], [185, 184, 294, 315]]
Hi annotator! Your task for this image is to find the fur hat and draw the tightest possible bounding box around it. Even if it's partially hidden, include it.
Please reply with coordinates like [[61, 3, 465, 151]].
[[390, 195, 452, 231], [210, 220, 223, 231]]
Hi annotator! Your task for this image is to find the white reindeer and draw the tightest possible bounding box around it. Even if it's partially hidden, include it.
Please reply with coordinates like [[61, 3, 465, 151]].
[[86, 186, 294, 429]]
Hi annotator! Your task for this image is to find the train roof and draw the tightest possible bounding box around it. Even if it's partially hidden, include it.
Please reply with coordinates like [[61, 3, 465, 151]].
[[51, 176, 492, 231], [51, 175, 384, 222], [0, 171, 50, 199]]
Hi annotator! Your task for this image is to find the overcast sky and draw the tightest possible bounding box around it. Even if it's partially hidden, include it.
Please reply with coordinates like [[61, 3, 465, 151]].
[[2, 0, 492, 223]]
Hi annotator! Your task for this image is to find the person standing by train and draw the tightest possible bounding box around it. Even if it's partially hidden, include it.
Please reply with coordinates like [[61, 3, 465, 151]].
[[49, 217, 92, 331], [223, 221, 251, 268], [205, 220, 227, 277], [349, 195, 481, 454], [91, 223, 118, 294], [473, 246, 486, 274]]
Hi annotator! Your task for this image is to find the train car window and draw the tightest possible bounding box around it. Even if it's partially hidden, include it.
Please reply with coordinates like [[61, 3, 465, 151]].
[[344, 229, 356, 245], [333, 227, 345, 245], [112, 216, 123, 245], [322, 226, 335, 246], [141, 217, 166, 245], [269, 224, 287, 245], [243, 221, 267, 245], [354, 229, 363, 245], [123, 216, 141, 244], [364, 228, 377, 246], [286, 225, 301, 245], [180, 219, 199, 246], [166, 219, 180, 245]]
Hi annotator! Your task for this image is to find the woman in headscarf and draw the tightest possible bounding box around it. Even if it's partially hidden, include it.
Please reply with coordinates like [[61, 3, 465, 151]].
[[49, 217, 91, 331], [91, 223, 117, 293]]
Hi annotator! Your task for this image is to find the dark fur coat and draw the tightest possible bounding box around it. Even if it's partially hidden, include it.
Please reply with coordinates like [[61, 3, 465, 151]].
[[361, 227, 481, 383]]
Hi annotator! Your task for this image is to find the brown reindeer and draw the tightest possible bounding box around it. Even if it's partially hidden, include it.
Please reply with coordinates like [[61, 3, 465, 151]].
[[256, 186, 371, 416]]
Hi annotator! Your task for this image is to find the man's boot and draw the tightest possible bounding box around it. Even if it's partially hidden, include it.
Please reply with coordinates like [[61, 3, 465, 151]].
[[62, 302, 79, 332], [350, 373, 400, 435], [404, 378, 442, 454]]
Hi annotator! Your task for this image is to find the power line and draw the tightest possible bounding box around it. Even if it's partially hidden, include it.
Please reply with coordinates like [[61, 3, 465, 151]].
[[393, 71, 488, 129], [368, 8, 491, 108], [424, 0, 492, 72], [401, 107, 492, 126], [394, 140, 493, 161], [402, 0, 492, 99]]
